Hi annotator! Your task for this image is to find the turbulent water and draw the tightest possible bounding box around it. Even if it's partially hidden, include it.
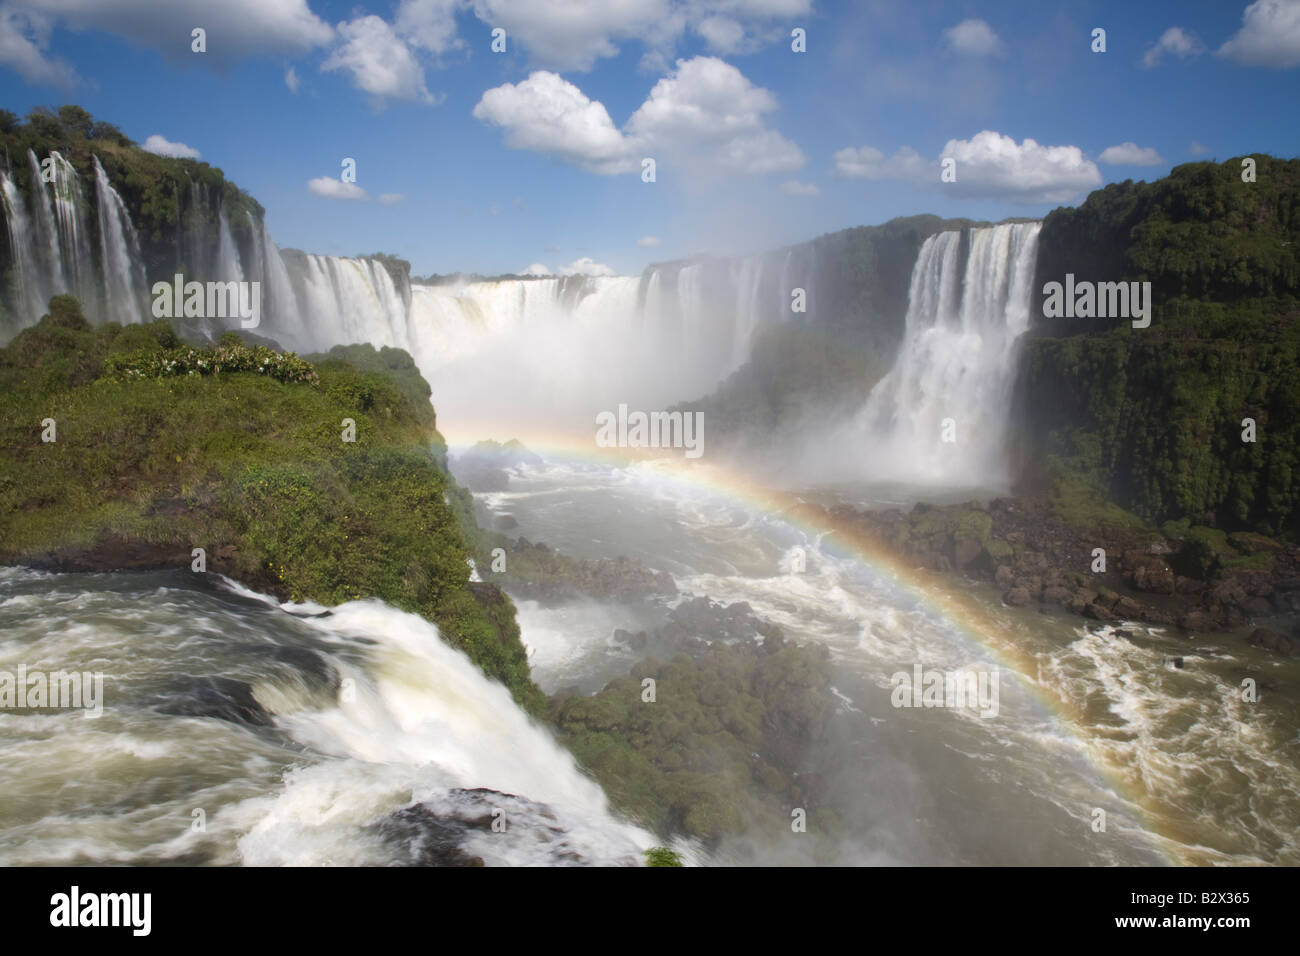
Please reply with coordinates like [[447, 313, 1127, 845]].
[[479, 457, 1300, 865], [2, 156, 1297, 865], [0, 568, 659, 866]]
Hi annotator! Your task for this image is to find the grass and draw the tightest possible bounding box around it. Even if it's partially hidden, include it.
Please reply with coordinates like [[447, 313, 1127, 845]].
[[0, 297, 543, 713]]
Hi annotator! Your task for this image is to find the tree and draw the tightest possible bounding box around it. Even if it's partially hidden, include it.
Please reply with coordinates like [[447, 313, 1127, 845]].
[[57, 105, 94, 138]]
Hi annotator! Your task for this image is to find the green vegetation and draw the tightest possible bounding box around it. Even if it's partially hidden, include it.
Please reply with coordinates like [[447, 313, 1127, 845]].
[[643, 846, 684, 867], [0, 105, 264, 325], [1022, 156, 1300, 539], [550, 637, 835, 845], [0, 296, 543, 713]]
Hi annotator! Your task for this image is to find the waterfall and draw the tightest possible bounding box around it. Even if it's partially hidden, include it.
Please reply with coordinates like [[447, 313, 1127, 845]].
[[93, 156, 147, 326], [25, 149, 65, 298], [0, 149, 822, 432], [1, 173, 41, 323], [48, 151, 95, 309], [854, 222, 1042, 487]]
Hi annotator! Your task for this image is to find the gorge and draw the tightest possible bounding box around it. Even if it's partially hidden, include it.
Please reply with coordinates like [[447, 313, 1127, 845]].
[[1, 111, 1298, 867]]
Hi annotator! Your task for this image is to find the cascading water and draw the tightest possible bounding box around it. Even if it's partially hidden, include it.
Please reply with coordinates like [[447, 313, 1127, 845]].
[[852, 222, 1041, 488], [93, 156, 147, 326]]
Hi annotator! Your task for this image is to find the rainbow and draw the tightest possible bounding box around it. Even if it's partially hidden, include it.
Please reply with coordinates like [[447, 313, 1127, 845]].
[[444, 421, 1198, 865]]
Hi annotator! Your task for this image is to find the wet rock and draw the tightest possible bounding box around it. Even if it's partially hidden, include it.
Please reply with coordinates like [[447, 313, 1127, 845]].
[[994, 565, 1015, 587], [1177, 610, 1215, 632], [1247, 628, 1298, 657], [1042, 585, 1072, 605], [1004, 587, 1030, 607], [158, 676, 273, 727], [953, 538, 983, 568]]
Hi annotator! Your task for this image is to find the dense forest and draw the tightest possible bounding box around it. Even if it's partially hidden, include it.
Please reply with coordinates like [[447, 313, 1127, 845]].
[[1018, 156, 1300, 538]]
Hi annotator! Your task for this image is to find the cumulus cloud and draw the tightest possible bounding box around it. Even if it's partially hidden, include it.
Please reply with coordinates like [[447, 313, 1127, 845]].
[[1218, 0, 1300, 68], [1190, 141, 1210, 155], [942, 18, 1002, 56], [285, 66, 299, 93], [307, 177, 370, 201], [560, 256, 616, 276], [474, 56, 802, 177], [780, 179, 819, 196], [378, 193, 406, 205], [473, 71, 638, 174], [521, 262, 552, 276], [10, 0, 332, 60], [142, 134, 200, 159], [625, 55, 805, 174], [322, 15, 436, 104], [0, 7, 78, 86], [1141, 26, 1204, 68], [636, 235, 661, 247], [941, 131, 1101, 203], [834, 131, 1101, 204], [1098, 142, 1164, 166]]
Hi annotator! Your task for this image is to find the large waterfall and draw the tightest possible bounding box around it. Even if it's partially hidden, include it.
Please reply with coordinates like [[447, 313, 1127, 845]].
[[0, 150, 1043, 479], [0, 153, 818, 437], [851, 222, 1041, 488]]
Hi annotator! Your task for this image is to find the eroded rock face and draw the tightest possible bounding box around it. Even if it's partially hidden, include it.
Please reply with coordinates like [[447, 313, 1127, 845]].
[[374, 789, 610, 867]]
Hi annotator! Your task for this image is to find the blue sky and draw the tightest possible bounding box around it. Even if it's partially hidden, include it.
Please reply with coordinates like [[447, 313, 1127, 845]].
[[0, 0, 1297, 277]]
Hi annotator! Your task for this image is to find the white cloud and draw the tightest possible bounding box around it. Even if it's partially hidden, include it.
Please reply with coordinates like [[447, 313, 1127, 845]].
[[142, 134, 200, 159], [285, 66, 299, 93], [561, 256, 616, 276], [396, 0, 462, 54], [322, 15, 436, 104], [468, 0, 811, 71], [0, 7, 77, 86], [636, 235, 661, 247], [624, 56, 804, 174], [780, 179, 819, 196], [1141, 26, 1204, 68], [1190, 141, 1210, 155], [696, 15, 744, 53], [942, 18, 1002, 56], [476, 58, 807, 178], [10, 0, 332, 60], [1098, 142, 1164, 166], [378, 193, 406, 205], [941, 131, 1101, 203], [1218, 0, 1300, 68], [489, 204, 502, 215], [307, 177, 370, 201], [833, 145, 927, 180], [470, 0, 669, 71], [834, 131, 1101, 204], [473, 71, 638, 174], [521, 262, 552, 276]]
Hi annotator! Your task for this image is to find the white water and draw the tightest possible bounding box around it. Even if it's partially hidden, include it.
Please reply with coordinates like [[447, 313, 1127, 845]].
[[93, 157, 147, 326], [0, 159, 817, 428], [0, 569, 667, 866], [852, 222, 1041, 487]]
